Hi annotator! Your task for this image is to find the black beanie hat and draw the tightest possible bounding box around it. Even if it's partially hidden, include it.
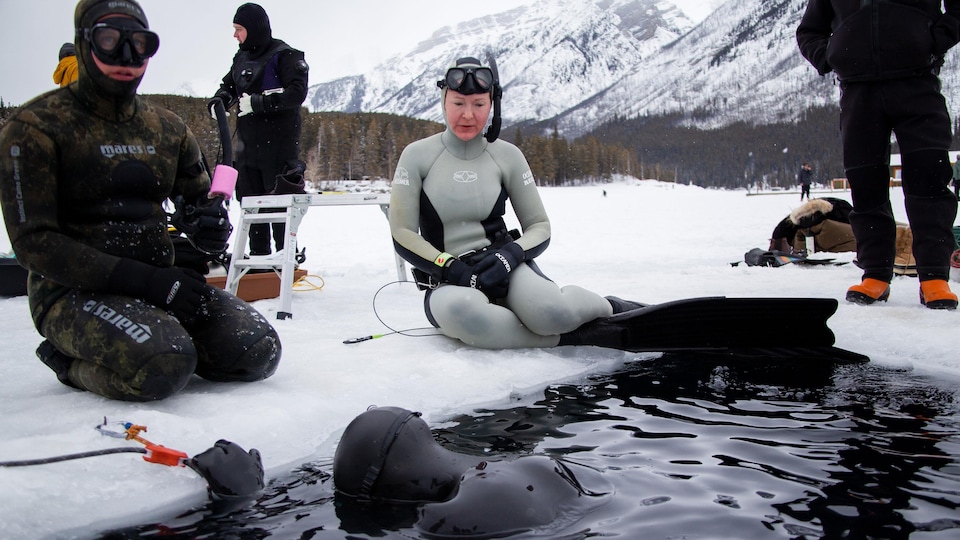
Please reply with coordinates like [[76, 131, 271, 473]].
[[59, 42, 76, 60], [234, 3, 272, 51]]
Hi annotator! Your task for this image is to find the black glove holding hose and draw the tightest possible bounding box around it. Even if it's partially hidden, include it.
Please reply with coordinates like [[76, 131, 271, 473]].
[[170, 195, 233, 255], [110, 259, 209, 323]]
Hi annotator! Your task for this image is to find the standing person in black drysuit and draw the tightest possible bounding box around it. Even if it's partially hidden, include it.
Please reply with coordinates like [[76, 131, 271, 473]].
[[797, 0, 960, 309], [798, 162, 813, 201], [211, 3, 308, 257], [0, 0, 281, 401]]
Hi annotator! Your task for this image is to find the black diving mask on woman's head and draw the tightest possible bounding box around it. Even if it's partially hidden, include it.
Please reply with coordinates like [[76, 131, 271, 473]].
[[437, 55, 504, 142], [437, 58, 494, 95], [82, 17, 159, 67]]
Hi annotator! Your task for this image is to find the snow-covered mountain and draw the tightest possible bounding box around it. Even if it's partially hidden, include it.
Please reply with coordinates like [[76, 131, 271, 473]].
[[307, 0, 694, 129], [552, 0, 828, 133], [308, 0, 960, 138]]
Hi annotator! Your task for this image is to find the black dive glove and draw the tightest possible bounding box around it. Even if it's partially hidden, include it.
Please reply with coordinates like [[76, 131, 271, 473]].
[[444, 258, 508, 299], [170, 195, 233, 255], [187, 440, 264, 500], [444, 259, 475, 288], [110, 259, 209, 323], [472, 243, 523, 297]]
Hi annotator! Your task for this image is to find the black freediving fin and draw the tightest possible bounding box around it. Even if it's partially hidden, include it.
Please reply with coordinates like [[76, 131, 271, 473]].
[[561, 297, 868, 364]]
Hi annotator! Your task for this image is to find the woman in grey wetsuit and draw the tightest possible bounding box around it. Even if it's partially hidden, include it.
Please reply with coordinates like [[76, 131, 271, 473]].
[[389, 56, 634, 349]]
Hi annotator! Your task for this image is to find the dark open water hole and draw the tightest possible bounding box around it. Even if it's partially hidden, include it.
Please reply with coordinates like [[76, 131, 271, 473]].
[[102, 353, 960, 539]]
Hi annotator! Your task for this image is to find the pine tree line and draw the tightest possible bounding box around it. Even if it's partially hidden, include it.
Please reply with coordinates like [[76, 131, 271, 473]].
[[145, 95, 638, 186], [511, 127, 634, 186], [580, 106, 848, 189], [299, 112, 441, 182], [581, 106, 960, 189], [6, 94, 960, 188]]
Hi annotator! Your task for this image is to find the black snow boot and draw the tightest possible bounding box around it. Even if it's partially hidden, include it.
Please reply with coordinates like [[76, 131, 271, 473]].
[[36, 340, 80, 389]]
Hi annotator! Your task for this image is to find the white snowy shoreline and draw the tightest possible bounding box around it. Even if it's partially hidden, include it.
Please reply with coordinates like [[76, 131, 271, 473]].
[[2, 180, 958, 539]]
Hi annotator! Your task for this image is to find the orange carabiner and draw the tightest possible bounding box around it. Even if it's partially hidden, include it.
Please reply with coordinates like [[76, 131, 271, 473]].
[[143, 443, 188, 467]]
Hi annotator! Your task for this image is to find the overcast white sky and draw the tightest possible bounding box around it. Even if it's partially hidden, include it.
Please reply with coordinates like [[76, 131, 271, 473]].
[[0, 0, 718, 106]]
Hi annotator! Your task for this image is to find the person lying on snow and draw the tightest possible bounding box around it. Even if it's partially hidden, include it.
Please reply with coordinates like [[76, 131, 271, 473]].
[[769, 197, 856, 254], [766, 197, 918, 275]]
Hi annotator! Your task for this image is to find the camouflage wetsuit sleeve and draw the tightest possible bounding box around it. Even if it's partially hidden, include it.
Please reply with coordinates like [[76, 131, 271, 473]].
[[0, 91, 209, 315], [389, 129, 550, 283]]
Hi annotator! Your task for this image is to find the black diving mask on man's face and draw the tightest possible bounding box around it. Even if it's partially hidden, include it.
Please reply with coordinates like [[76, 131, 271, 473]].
[[82, 17, 159, 67]]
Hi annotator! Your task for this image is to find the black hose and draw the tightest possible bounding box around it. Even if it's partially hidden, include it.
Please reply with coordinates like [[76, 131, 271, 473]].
[[484, 53, 502, 143], [0, 447, 147, 467], [211, 98, 232, 166]]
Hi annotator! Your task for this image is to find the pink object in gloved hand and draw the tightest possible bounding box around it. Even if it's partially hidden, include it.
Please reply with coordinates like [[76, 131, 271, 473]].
[[210, 165, 237, 200]]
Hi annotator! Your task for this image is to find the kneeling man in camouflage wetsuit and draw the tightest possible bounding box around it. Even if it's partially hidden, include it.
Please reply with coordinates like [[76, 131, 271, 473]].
[[0, 0, 281, 401]]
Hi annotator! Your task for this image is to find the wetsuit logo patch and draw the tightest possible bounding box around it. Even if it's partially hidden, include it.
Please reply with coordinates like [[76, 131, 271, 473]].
[[522, 169, 535, 186], [82, 300, 154, 344], [166, 281, 181, 305], [454, 171, 478, 183], [393, 166, 410, 186], [10, 145, 26, 222], [101, 144, 157, 158]]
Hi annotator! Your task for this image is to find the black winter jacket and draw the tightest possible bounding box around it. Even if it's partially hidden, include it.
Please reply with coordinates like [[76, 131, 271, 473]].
[[797, 0, 960, 82], [215, 39, 308, 168]]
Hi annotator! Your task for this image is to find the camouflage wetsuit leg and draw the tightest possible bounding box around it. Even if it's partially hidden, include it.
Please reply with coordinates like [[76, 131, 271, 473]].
[[39, 286, 280, 401], [184, 286, 281, 383]]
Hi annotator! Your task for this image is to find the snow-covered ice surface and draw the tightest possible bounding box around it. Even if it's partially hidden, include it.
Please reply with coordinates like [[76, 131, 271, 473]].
[[1, 180, 958, 539]]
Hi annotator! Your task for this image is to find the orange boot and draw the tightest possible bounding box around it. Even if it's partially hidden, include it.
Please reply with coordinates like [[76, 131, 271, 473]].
[[846, 278, 891, 305], [919, 280, 958, 310]]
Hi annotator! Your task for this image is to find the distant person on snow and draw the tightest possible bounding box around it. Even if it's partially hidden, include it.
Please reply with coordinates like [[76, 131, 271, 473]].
[[211, 2, 309, 257], [389, 55, 644, 351], [52, 42, 78, 87], [797, 0, 960, 309], [0, 0, 281, 401], [798, 162, 813, 201]]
